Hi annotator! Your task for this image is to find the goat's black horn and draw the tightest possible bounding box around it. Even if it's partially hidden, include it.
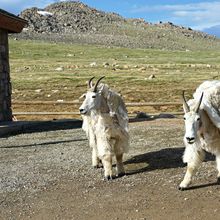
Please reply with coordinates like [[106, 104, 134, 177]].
[[88, 76, 95, 88], [93, 76, 105, 92], [182, 91, 190, 113], [195, 92, 204, 113]]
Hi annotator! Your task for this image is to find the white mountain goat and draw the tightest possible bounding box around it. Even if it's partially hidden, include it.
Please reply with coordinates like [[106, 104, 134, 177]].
[[180, 80, 220, 190], [79, 76, 129, 180]]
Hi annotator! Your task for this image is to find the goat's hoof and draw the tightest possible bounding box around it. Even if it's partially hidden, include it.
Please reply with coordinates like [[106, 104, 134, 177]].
[[93, 165, 100, 169], [104, 175, 113, 181], [117, 172, 125, 178], [178, 186, 187, 191], [217, 177, 220, 184]]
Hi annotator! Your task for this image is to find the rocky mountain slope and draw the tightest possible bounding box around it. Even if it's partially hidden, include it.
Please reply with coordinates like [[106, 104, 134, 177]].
[[20, 1, 124, 34], [18, 1, 220, 50]]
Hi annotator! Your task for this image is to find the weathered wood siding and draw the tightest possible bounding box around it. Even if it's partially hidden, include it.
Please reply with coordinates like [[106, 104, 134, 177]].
[[0, 29, 12, 121]]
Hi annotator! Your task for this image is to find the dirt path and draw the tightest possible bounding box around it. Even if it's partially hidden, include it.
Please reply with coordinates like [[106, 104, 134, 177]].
[[0, 119, 220, 220]]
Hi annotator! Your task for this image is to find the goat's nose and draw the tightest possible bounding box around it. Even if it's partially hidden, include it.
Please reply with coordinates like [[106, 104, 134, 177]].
[[186, 137, 195, 143], [79, 108, 84, 113]]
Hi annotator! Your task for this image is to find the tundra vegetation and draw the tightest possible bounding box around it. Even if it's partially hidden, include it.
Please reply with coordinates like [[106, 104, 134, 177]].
[[9, 39, 220, 120]]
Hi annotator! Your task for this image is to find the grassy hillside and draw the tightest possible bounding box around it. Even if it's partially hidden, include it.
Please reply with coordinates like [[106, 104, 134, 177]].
[[9, 39, 220, 119]]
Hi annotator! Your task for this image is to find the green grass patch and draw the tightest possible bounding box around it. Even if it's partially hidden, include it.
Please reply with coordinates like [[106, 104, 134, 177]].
[[8, 39, 220, 119]]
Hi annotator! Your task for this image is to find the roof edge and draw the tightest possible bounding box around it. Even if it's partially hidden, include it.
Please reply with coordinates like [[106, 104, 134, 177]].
[[0, 8, 27, 24], [0, 8, 28, 33]]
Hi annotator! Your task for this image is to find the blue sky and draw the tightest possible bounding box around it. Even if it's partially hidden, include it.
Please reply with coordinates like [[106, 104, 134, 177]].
[[1, 0, 220, 30]]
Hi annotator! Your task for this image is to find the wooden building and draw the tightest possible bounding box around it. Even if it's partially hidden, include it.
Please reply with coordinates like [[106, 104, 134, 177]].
[[0, 9, 27, 121]]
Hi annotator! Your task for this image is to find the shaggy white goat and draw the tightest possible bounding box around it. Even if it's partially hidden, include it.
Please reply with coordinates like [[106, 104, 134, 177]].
[[180, 80, 220, 190], [79, 77, 129, 180]]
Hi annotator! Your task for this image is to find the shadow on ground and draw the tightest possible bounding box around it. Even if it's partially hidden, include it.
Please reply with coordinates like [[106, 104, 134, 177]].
[[0, 115, 177, 138], [183, 181, 219, 191], [0, 138, 87, 149], [0, 119, 82, 138], [124, 147, 215, 175]]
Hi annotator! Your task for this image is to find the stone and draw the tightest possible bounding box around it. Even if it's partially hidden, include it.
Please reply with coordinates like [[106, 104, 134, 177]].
[[148, 74, 156, 79], [0, 30, 12, 121], [157, 113, 175, 119], [90, 62, 97, 67], [35, 89, 42, 93], [103, 62, 109, 67], [0, 45, 6, 53], [135, 112, 150, 119], [55, 67, 64, 71]]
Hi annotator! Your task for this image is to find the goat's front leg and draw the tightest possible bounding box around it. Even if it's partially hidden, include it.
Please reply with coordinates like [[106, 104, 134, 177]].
[[116, 154, 125, 177], [179, 163, 198, 190], [92, 147, 101, 168], [102, 154, 113, 180], [216, 154, 220, 183], [179, 148, 204, 190]]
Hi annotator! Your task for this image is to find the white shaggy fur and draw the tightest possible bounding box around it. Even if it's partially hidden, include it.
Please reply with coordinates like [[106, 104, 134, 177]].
[[80, 80, 129, 179], [180, 80, 220, 190], [193, 80, 220, 128]]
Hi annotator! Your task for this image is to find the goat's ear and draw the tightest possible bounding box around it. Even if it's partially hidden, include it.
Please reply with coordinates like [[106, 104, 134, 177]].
[[99, 84, 109, 97], [79, 93, 86, 100], [183, 105, 188, 114]]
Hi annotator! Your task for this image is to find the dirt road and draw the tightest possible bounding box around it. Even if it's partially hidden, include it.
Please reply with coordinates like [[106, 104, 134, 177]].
[[0, 119, 219, 220]]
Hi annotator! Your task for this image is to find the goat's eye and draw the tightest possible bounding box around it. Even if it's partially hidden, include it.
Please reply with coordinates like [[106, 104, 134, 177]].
[[92, 95, 96, 98], [183, 117, 186, 120], [197, 117, 200, 121]]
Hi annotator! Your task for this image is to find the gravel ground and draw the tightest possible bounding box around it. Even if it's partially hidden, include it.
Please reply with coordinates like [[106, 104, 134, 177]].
[[0, 118, 220, 220]]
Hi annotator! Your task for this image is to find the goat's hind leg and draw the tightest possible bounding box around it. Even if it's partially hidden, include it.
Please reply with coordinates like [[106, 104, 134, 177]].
[[102, 154, 113, 180], [216, 154, 220, 183], [116, 154, 125, 177]]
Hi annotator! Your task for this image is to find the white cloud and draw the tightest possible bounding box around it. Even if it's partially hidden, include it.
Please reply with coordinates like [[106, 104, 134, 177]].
[[0, 0, 57, 14], [0, 0, 23, 3], [173, 11, 189, 17], [132, 1, 220, 13], [131, 1, 220, 30], [0, 0, 75, 14]]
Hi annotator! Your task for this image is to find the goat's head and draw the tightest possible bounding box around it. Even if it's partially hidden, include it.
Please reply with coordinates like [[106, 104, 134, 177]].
[[182, 91, 203, 144], [79, 76, 105, 115]]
